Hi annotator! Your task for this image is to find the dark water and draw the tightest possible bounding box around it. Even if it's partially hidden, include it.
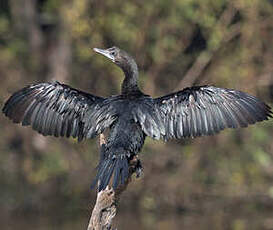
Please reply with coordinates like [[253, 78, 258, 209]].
[[1, 208, 273, 230]]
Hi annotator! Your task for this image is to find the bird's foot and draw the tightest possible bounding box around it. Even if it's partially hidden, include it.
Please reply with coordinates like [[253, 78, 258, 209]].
[[129, 155, 143, 178]]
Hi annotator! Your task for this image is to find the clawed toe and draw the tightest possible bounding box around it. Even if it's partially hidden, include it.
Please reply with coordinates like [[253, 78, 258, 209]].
[[129, 155, 143, 177]]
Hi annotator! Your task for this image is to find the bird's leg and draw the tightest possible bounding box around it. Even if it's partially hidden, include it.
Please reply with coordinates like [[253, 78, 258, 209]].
[[128, 155, 143, 178]]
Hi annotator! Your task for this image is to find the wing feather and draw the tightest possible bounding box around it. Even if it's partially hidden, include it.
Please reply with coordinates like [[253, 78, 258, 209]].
[[148, 86, 272, 140], [3, 81, 117, 141]]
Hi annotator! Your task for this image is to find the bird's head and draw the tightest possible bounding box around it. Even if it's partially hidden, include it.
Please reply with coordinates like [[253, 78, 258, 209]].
[[93, 46, 135, 70]]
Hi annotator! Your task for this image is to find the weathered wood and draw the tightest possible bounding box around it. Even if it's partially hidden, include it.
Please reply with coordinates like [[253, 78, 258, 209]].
[[87, 186, 116, 230]]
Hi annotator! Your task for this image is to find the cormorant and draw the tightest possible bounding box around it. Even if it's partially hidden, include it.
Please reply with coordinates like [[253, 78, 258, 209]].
[[2, 46, 272, 191]]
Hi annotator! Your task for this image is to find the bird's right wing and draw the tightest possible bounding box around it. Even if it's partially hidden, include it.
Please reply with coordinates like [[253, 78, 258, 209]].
[[3, 81, 118, 141]]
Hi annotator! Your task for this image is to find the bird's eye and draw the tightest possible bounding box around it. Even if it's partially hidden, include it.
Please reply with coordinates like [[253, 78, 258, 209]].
[[110, 51, 116, 56]]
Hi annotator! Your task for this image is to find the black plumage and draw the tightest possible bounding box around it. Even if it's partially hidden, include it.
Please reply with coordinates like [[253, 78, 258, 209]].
[[2, 46, 272, 191]]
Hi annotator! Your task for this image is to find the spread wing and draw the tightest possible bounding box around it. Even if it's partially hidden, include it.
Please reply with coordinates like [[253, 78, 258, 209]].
[[131, 97, 165, 140], [2, 81, 117, 141], [133, 86, 272, 141]]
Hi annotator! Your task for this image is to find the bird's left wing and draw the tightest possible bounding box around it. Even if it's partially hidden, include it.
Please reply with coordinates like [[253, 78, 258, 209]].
[[154, 86, 272, 140], [3, 81, 118, 141], [133, 86, 272, 141]]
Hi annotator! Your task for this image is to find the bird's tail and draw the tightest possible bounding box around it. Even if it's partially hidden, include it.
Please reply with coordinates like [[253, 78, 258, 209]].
[[92, 145, 131, 191]]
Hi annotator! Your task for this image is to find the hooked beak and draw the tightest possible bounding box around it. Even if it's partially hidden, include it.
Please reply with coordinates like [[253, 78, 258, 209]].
[[93, 48, 114, 61]]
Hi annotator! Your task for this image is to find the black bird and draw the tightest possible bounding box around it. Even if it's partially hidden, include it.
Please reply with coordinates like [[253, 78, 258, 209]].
[[2, 47, 272, 191]]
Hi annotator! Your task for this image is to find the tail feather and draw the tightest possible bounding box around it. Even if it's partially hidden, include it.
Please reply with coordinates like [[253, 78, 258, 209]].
[[120, 156, 129, 184], [101, 160, 116, 190], [92, 147, 131, 191]]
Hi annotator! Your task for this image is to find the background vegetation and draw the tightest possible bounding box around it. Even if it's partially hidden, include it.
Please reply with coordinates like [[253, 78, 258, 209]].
[[0, 0, 272, 229]]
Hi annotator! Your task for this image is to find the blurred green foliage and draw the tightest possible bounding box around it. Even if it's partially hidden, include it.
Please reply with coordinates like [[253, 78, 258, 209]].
[[0, 0, 272, 229]]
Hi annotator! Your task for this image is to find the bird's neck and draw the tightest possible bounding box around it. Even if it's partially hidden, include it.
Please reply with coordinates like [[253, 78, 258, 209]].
[[121, 61, 140, 95]]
